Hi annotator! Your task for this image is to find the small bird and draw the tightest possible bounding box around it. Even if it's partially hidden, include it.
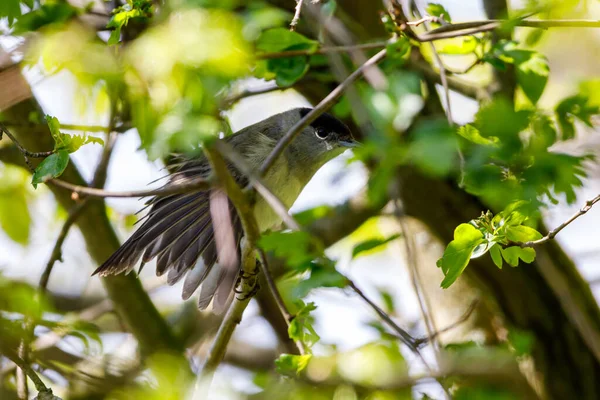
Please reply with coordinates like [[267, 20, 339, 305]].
[[93, 108, 357, 311]]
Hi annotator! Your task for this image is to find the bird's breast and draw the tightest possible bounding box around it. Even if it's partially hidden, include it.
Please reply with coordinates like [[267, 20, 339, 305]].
[[253, 158, 305, 232]]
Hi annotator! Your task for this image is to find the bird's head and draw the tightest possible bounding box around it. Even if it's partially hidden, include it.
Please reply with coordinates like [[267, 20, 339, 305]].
[[274, 108, 358, 173]]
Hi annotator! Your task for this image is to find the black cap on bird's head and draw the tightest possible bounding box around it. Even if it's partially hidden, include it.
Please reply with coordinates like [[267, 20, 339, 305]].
[[298, 107, 358, 149]]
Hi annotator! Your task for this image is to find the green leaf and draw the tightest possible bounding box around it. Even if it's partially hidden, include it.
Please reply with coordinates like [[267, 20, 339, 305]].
[[266, 56, 309, 87], [409, 119, 458, 177], [0, 192, 30, 245], [0, 0, 21, 26], [106, 0, 153, 45], [256, 28, 318, 53], [386, 36, 411, 61], [436, 37, 478, 55], [288, 301, 320, 349], [12, 3, 78, 34], [457, 124, 499, 146], [508, 329, 535, 357], [293, 265, 348, 298], [512, 51, 549, 104], [438, 224, 485, 288], [489, 244, 503, 269], [45, 115, 65, 147], [484, 43, 549, 104], [45, 115, 104, 152], [426, 3, 451, 23], [293, 205, 333, 225], [258, 231, 321, 269], [352, 234, 401, 258], [505, 225, 543, 243], [556, 95, 600, 140], [31, 150, 70, 188], [530, 113, 557, 150], [275, 354, 312, 376], [475, 97, 531, 145], [500, 246, 536, 267], [255, 28, 317, 86], [66, 320, 103, 352]]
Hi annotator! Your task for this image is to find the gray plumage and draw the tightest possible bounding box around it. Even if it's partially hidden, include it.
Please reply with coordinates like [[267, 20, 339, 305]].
[[93, 108, 356, 312]]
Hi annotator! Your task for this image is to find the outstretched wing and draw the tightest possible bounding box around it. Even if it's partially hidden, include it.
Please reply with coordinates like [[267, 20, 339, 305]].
[[93, 155, 245, 311]]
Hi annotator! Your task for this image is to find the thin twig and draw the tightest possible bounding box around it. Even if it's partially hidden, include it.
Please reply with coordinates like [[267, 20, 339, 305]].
[[198, 145, 305, 394], [3, 122, 131, 133], [259, 48, 387, 177], [290, 0, 304, 31], [2, 348, 56, 399], [39, 126, 119, 292], [16, 343, 28, 400], [425, 18, 600, 35], [347, 280, 418, 352], [48, 176, 212, 198], [413, 6, 453, 125], [214, 140, 301, 231], [38, 203, 88, 292], [510, 194, 600, 248], [256, 42, 388, 60], [0, 122, 52, 168], [222, 85, 282, 107], [415, 300, 478, 346]]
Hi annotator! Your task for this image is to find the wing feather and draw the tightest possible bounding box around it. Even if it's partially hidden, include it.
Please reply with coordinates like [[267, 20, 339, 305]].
[[93, 153, 247, 311]]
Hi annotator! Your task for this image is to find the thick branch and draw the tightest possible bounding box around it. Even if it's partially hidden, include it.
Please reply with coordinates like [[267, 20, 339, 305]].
[[2, 98, 182, 357]]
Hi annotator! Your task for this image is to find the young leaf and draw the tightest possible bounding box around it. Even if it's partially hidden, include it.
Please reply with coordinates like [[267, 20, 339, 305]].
[[457, 124, 499, 146], [266, 56, 309, 87], [386, 36, 411, 61], [256, 28, 319, 53], [436, 37, 477, 55], [409, 119, 458, 177], [438, 224, 485, 288], [45, 115, 67, 149], [556, 95, 600, 140], [500, 246, 536, 267], [12, 3, 78, 34], [505, 225, 543, 243], [513, 51, 549, 104], [258, 231, 321, 269], [0, 0, 21, 26], [31, 150, 70, 188], [288, 301, 320, 349], [275, 354, 312, 376], [0, 193, 30, 245], [351, 234, 401, 259], [489, 244, 503, 269], [293, 265, 348, 298]]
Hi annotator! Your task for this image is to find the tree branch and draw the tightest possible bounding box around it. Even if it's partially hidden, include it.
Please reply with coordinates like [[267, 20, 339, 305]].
[[1, 98, 182, 357], [256, 41, 388, 59], [214, 140, 301, 231], [290, 0, 305, 31], [48, 176, 212, 198], [510, 194, 600, 248], [347, 280, 418, 352]]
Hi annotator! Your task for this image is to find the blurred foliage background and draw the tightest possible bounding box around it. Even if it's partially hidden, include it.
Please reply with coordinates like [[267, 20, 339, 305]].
[[1, 0, 600, 399]]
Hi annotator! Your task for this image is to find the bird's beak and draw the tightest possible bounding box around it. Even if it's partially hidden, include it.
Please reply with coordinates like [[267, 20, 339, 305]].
[[339, 139, 361, 148]]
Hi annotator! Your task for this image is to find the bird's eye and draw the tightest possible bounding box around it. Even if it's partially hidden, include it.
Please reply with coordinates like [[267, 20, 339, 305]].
[[315, 128, 329, 140]]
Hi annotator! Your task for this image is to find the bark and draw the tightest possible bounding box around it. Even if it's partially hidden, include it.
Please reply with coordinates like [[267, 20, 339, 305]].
[[261, 0, 600, 397], [1, 98, 182, 357]]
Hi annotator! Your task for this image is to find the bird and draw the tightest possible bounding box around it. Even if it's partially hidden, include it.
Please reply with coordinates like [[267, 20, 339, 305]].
[[93, 107, 357, 312]]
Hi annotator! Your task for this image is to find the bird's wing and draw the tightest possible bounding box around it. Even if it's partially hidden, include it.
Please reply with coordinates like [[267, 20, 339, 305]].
[[93, 155, 245, 312]]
